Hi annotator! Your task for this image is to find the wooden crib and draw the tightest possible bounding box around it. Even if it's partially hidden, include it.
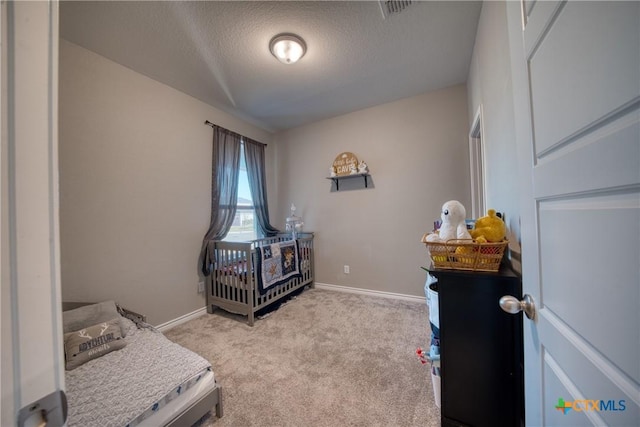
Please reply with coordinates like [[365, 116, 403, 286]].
[[205, 233, 314, 326]]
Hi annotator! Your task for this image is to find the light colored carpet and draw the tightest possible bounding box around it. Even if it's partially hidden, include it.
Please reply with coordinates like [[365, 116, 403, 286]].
[[164, 287, 440, 427]]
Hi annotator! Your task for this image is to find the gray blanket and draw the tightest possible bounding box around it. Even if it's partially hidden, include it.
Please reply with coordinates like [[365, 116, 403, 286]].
[[65, 317, 212, 427]]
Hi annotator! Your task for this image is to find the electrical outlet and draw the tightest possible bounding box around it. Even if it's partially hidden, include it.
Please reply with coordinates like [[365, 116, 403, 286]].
[[344, 265, 350, 274], [198, 281, 205, 293]]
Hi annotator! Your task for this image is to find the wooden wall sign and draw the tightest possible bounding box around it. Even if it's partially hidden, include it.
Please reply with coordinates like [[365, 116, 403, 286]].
[[332, 152, 359, 176]]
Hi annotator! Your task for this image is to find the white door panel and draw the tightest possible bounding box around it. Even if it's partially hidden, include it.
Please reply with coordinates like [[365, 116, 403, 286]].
[[522, 0, 537, 21], [539, 194, 640, 384], [523, 0, 563, 57], [541, 315, 638, 426], [508, 0, 640, 425], [527, 1, 640, 155], [534, 113, 639, 198], [543, 353, 605, 426]]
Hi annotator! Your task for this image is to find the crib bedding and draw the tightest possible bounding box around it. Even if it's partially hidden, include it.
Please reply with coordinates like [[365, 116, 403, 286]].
[[65, 317, 212, 427], [216, 240, 309, 295], [255, 239, 301, 295], [207, 233, 314, 326]]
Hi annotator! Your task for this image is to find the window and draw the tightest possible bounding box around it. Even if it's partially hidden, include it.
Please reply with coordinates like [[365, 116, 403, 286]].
[[224, 145, 258, 241]]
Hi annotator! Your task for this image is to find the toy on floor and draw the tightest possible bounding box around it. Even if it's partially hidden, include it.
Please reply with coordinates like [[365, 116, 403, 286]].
[[416, 335, 440, 364]]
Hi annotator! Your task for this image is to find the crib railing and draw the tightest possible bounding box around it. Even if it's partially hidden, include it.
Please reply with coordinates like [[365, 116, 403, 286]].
[[210, 241, 252, 309], [208, 233, 314, 325]]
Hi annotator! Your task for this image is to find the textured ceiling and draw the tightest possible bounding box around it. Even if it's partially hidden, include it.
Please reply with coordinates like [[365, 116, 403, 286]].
[[60, 1, 482, 132]]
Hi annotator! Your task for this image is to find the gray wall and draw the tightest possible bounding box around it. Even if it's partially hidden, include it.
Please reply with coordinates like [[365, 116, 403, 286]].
[[60, 40, 473, 322], [273, 85, 471, 297], [59, 40, 274, 325], [466, 1, 522, 271]]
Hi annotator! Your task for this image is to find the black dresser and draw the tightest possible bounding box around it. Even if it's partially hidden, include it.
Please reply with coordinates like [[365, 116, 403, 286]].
[[430, 266, 524, 427]]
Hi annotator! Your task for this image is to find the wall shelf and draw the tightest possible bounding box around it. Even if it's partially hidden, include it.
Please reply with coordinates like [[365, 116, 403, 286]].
[[326, 173, 370, 191]]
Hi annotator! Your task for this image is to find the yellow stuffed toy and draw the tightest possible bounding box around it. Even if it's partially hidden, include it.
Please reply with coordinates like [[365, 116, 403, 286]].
[[470, 209, 506, 243]]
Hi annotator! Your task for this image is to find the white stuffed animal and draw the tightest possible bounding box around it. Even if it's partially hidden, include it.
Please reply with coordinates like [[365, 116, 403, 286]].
[[423, 200, 471, 243], [439, 200, 471, 241]]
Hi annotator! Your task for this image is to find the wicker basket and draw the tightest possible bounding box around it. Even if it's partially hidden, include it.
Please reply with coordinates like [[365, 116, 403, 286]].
[[424, 239, 508, 272]]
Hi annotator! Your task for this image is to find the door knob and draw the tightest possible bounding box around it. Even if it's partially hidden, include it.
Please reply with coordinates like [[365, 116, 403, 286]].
[[499, 294, 536, 320]]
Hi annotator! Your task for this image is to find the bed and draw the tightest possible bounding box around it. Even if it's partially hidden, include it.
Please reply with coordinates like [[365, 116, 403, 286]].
[[205, 233, 314, 326], [62, 301, 222, 427]]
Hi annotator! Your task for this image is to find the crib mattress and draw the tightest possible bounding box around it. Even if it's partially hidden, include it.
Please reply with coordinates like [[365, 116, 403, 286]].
[[65, 317, 212, 427]]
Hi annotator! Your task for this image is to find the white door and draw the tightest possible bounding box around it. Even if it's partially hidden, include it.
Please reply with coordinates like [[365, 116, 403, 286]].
[[1, 1, 65, 426], [507, 1, 639, 425]]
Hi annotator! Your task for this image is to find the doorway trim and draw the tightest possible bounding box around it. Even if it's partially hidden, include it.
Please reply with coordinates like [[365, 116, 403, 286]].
[[469, 105, 486, 219]]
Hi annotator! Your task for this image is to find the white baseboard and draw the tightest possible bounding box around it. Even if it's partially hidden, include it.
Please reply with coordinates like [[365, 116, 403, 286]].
[[314, 282, 426, 304], [157, 285, 424, 331], [156, 307, 208, 332]]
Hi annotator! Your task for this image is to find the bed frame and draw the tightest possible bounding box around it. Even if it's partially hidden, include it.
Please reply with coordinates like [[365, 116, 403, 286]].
[[164, 383, 222, 427], [206, 233, 314, 326]]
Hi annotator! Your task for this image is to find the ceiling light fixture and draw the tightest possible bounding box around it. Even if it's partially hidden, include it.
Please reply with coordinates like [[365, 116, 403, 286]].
[[269, 33, 307, 64]]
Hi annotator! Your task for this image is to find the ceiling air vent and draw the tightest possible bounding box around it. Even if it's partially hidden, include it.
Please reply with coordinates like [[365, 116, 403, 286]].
[[379, 0, 413, 19]]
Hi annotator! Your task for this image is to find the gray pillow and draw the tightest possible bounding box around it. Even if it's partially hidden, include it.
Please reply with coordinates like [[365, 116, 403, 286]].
[[64, 317, 126, 370], [62, 300, 126, 337]]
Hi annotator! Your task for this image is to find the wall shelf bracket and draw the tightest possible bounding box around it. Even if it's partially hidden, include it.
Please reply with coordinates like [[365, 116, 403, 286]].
[[326, 173, 370, 191]]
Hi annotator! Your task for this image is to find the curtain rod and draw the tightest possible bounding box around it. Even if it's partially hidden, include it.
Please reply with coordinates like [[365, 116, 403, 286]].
[[204, 120, 267, 147]]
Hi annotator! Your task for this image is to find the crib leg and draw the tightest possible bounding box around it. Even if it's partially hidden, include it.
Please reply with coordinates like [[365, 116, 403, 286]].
[[247, 311, 254, 327]]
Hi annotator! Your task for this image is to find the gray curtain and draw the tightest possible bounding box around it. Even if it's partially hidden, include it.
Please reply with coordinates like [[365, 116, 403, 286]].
[[200, 126, 242, 275], [244, 138, 279, 237]]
